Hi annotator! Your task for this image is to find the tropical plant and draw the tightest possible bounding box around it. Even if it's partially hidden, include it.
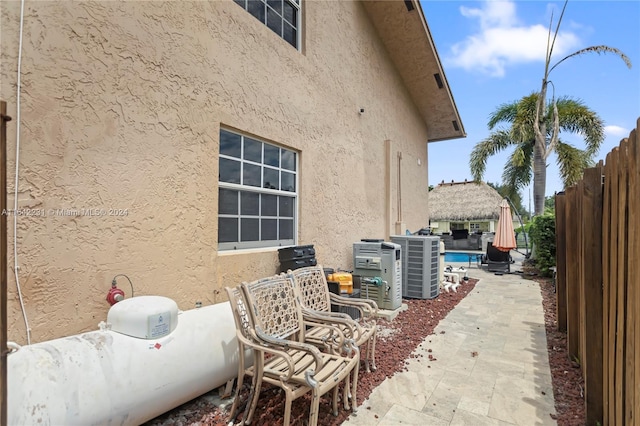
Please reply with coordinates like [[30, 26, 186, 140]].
[[471, 1, 632, 217], [544, 195, 555, 214], [470, 92, 604, 213], [528, 214, 556, 276]]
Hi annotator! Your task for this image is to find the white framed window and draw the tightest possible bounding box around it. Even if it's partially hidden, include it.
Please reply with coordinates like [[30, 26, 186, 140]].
[[233, 0, 301, 49], [218, 128, 298, 250], [470, 223, 481, 231]]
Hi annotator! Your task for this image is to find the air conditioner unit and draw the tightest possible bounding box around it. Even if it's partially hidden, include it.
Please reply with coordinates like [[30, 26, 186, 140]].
[[390, 235, 440, 299], [353, 241, 402, 310]]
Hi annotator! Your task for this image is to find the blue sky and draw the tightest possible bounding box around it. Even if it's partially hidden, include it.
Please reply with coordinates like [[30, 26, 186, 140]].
[[423, 0, 640, 205]]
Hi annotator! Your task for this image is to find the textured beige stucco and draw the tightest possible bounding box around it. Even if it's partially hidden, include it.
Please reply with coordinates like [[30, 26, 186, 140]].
[[1, 0, 445, 343]]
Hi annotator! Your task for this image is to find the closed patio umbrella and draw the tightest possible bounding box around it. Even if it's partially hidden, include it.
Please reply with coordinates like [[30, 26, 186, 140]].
[[493, 199, 517, 252]]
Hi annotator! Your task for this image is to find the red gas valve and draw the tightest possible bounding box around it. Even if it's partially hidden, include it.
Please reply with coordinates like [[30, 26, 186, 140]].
[[106, 285, 125, 305]]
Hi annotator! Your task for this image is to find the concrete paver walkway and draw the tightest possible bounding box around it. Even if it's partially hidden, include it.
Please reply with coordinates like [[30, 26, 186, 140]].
[[343, 266, 557, 426]]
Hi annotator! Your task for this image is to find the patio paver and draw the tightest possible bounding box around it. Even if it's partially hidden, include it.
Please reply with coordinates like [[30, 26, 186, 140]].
[[343, 263, 557, 426]]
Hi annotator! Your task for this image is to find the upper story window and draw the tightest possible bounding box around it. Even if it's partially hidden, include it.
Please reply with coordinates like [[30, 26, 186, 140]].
[[218, 128, 298, 250], [233, 0, 300, 48]]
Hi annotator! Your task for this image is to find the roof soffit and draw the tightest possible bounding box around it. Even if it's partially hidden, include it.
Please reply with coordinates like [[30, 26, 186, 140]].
[[361, 0, 466, 142]]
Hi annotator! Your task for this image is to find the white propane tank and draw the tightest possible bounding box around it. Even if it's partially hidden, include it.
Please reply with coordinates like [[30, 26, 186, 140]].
[[8, 297, 246, 425]]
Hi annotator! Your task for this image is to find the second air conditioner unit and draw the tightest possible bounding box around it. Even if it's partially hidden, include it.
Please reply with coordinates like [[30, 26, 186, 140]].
[[390, 235, 440, 299]]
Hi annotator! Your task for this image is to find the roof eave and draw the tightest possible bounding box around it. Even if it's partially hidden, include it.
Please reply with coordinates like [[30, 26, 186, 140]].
[[362, 0, 466, 142]]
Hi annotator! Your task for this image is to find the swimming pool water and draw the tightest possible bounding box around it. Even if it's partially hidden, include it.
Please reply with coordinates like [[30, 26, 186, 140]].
[[444, 252, 480, 263]]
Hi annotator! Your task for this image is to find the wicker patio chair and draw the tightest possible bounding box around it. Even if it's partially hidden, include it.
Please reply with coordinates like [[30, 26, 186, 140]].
[[238, 274, 360, 426]]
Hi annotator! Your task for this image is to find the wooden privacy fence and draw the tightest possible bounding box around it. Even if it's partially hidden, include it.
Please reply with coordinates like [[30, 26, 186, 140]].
[[556, 117, 640, 426]]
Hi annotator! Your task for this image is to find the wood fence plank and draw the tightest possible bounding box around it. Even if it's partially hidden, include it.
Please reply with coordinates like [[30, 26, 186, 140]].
[[629, 122, 640, 426], [582, 166, 604, 425], [577, 179, 586, 372], [625, 127, 639, 425], [601, 155, 612, 425], [615, 140, 628, 426], [605, 147, 619, 426], [628, 123, 640, 423], [555, 193, 567, 332], [566, 186, 580, 360]]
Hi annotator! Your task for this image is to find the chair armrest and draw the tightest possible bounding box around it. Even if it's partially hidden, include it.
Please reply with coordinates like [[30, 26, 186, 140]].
[[301, 308, 361, 342], [236, 330, 297, 382], [302, 318, 349, 349], [329, 293, 378, 316], [253, 325, 324, 375]]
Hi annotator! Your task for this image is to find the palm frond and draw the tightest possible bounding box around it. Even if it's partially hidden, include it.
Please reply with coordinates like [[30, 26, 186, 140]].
[[469, 130, 519, 182], [487, 102, 518, 130], [501, 144, 533, 191], [554, 97, 605, 155], [555, 140, 593, 187], [550, 45, 633, 74]]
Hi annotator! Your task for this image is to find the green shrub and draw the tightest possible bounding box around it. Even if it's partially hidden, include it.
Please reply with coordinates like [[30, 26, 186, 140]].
[[529, 214, 556, 276]]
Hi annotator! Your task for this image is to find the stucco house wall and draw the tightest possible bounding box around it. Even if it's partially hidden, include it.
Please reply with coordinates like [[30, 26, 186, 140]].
[[1, 0, 460, 343]]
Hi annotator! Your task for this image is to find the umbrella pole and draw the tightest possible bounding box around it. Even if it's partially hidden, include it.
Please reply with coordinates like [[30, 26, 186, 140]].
[[504, 196, 529, 258]]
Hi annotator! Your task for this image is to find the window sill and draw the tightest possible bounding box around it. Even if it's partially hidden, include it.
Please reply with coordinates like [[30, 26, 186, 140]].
[[218, 247, 280, 256]]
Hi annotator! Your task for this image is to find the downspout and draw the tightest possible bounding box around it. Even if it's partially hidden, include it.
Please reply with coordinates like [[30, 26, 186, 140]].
[[397, 151, 402, 222], [1, 100, 11, 426], [395, 151, 405, 234], [384, 140, 392, 239]]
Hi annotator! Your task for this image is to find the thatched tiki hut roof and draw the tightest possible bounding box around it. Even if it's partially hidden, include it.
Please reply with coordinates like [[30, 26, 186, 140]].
[[429, 180, 503, 221]]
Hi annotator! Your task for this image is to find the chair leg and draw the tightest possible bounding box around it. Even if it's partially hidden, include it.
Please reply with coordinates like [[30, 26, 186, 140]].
[[242, 373, 261, 425], [369, 330, 377, 371], [308, 389, 321, 426], [244, 358, 264, 425], [282, 391, 293, 426], [343, 374, 351, 410], [227, 362, 245, 423], [350, 361, 359, 412], [331, 384, 339, 416]]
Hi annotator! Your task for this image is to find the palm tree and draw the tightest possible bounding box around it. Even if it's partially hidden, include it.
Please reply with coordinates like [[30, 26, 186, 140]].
[[530, 0, 631, 215], [471, 1, 632, 217], [470, 92, 604, 213]]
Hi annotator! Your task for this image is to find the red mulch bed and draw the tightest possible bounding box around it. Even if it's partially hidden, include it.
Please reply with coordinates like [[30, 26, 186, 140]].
[[530, 268, 586, 425]]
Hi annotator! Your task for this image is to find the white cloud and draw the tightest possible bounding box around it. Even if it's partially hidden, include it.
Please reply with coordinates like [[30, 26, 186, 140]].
[[447, 0, 582, 77], [604, 125, 629, 137]]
